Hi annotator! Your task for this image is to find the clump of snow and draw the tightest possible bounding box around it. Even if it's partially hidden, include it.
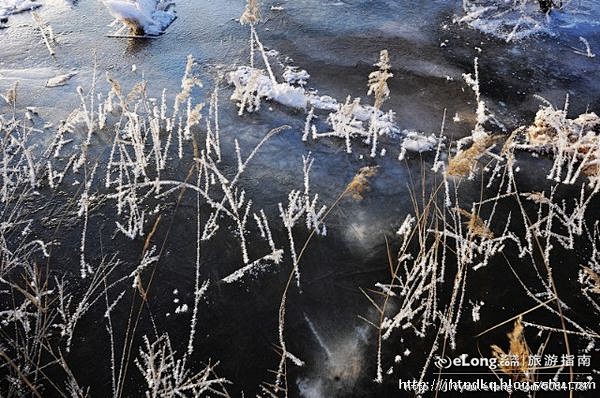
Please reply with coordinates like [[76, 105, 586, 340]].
[[271, 82, 308, 109], [398, 130, 440, 160], [319, 97, 369, 153], [0, 0, 40, 19], [228, 67, 269, 114], [102, 0, 176, 36], [308, 94, 339, 111], [174, 303, 188, 313], [229, 65, 348, 114], [228, 66, 307, 112], [283, 67, 310, 86], [309, 96, 399, 154]]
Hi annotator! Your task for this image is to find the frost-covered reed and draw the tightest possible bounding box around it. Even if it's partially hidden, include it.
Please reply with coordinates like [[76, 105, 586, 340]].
[[367, 62, 600, 388], [2, 3, 600, 396]]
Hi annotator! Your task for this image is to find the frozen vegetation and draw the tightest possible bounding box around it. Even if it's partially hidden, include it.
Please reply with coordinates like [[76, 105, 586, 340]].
[[227, 45, 438, 158], [1, 0, 600, 397], [458, 0, 550, 42], [458, 0, 599, 42], [371, 66, 600, 384]]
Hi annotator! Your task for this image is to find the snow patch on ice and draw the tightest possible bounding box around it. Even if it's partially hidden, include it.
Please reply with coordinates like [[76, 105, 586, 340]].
[[283, 66, 310, 86], [229, 66, 340, 113], [401, 130, 439, 153], [102, 0, 176, 36], [398, 130, 442, 160], [0, 0, 40, 20], [271, 82, 308, 109]]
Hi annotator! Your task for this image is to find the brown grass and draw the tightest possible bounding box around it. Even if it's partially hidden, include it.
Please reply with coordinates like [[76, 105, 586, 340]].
[[447, 136, 497, 177], [458, 208, 493, 239], [582, 267, 600, 294], [583, 164, 600, 177], [2, 82, 18, 106], [240, 0, 261, 25], [345, 166, 378, 200], [367, 50, 392, 110], [522, 191, 551, 205], [122, 18, 145, 36], [491, 317, 532, 382]]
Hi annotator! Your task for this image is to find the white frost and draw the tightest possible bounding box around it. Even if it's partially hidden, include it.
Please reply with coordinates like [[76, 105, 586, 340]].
[[457, 0, 548, 42], [283, 67, 310, 86], [400, 130, 440, 153]]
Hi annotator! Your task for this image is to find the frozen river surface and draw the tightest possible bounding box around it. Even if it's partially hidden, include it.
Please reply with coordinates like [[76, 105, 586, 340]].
[[1, 1, 600, 397]]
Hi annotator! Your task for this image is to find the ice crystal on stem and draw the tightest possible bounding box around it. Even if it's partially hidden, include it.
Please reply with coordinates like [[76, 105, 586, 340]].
[[512, 97, 600, 186], [135, 333, 229, 397], [278, 153, 327, 288], [367, 50, 393, 157], [458, 0, 548, 42]]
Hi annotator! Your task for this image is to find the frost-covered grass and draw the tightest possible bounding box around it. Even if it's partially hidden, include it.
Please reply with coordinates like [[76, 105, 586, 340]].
[[1, 48, 318, 395], [366, 62, 600, 387], [369, 138, 600, 387], [0, 45, 333, 396], [1, 1, 600, 397], [0, 58, 233, 397], [457, 0, 550, 42]]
